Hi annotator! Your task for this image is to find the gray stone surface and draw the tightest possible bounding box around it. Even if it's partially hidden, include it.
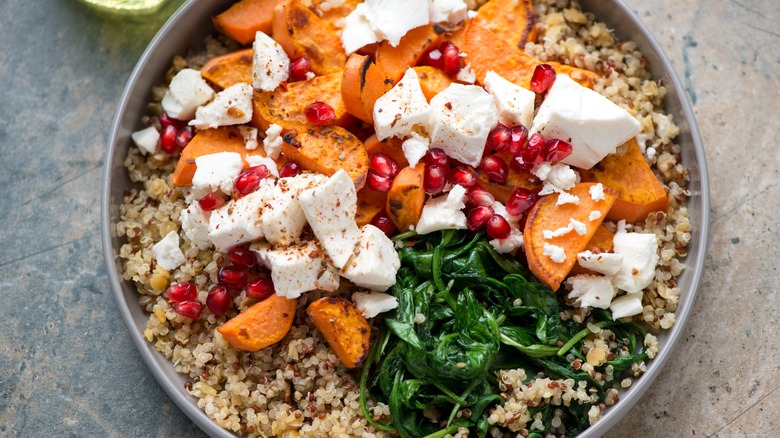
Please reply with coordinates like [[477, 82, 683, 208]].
[[0, 0, 776, 437]]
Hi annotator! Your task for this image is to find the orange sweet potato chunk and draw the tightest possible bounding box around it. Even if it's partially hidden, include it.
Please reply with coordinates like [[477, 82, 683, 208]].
[[386, 165, 426, 232], [172, 127, 265, 187], [213, 0, 275, 45], [355, 187, 388, 227], [281, 126, 369, 189], [200, 49, 253, 90], [580, 138, 669, 224], [341, 54, 393, 124], [217, 294, 298, 352], [523, 182, 617, 290], [307, 297, 370, 368], [363, 134, 409, 169], [272, 0, 346, 75], [569, 225, 615, 276], [376, 24, 444, 84], [473, 0, 537, 50], [412, 66, 453, 102]]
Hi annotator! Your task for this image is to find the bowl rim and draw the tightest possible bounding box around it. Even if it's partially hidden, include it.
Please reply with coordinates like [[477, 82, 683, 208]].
[[100, 1, 710, 437]]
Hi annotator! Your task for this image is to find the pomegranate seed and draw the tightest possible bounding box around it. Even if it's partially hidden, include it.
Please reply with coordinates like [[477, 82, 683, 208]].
[[512, 133, 545, 171], [486, 214, 511, 239], [422, 148, 450, 171], [369, 153, 400, 178], [245, 277, 275, 301], [206, 285, 231, 317], [227, 247, 257, 269], [507, 125, 529, 156], [234, 165, 269, 195], [176, 126, 194, 149], [218, 265, 249, 289], [198, 193, 226, 211], [367, 171, 392, 192], [165, 282, 198, 303], [448, 166, 477, 188], [423, 49, 443, 69], [371, 214, 397, 237], [467, 205, 495, 231], [468, 188, 495, 207], [530, 64, 556, 94], [304, 101, 336, 124], [173, 301, 203, 319], [279, 161, 301, 178], [424, 164, 447, 195], [440, 42, 461, 76], [289, 57, 312, 82], [543, 139, 573, 162], [480, 155, 508, 183], [486, 124, 511, 152], [506, 187, 536, 216], [159, 113, 182, 130], [159, 124, 178, 154]]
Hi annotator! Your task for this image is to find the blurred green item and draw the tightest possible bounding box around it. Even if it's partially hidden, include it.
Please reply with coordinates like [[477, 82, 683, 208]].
[[79, 0, 168, 13]]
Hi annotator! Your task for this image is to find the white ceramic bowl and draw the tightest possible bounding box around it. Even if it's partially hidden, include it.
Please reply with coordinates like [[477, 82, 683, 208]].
[[101, 1, 710, 436]]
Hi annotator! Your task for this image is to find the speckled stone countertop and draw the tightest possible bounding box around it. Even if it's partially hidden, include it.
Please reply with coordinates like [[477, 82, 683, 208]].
[[1, 0, 777, 436]]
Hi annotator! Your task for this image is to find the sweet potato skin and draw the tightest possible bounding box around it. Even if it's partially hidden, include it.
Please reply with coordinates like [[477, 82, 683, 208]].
[[201, 49, 253, 90], [281, 126, 369, 189], [580, 138, 669, 224], [523, 182, 617, 290], [307, 297, 370, 368], [217, 294, 298, 352], [213, 0, 275, 45], [386, 165, 426, 232], [172, 127, 265, 187], [272, 0, 346, 75], [341, 54, 393, 124], [376, 24, 444, 84]]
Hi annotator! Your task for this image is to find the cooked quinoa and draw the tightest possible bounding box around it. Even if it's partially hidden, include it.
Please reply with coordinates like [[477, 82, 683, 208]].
[[114, 0, 690, 436]]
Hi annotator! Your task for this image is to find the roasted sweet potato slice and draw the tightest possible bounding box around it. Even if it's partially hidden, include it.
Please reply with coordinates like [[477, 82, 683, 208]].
[[569, 225, 615, 276], [363, 134, 409, 169], [355, 187, 388, 227], [412, 66, 453, 102], [217, 294, 298, 352], [386, 165, 426, 232], [201, 49, 253, 90], [272, 0, 346, 75], [172, 127, 265, 187], [341, 54, 393, 124], [473, 0, 537, 50], [376, 24, 445, 84], [473, 153, 542, 204], [281, 126, 368, 189], [251, 72, 353, 132], [580, 138, 669, 224], [313, 0, 361, 34], [307, 297, 370, 368], [523, 182, 617, 290], [213, 0, 275, 45]]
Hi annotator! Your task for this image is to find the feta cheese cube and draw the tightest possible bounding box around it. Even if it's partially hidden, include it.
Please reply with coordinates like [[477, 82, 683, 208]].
[[263, 123, 284, 159], [131, 126, 159, 155], [190, 83, 254, 129], [207, 184, 273, 252], [252, 31, 290, 92], [576, 250, 624, 276], [567, 275, 616, 309], [429, 84, 498, 166], [611, 224, 660, 293], [362, 0, 430, 47], [341, 225, 401, 291], [531, 74, 641, 169], [402, 132, 430, 168], [298, 170, 361, 269], [191, 152, 244, 196], [610, 292, 644, 319], [238, 126, 259, 150], [415, 185, 468, 234], [428, 0, 468, 26], [483, 71, 535, 129], [373, 68, 431, 141], [341, 3, 380, 54], [253, 241, 340, 298], [352, 291, 399, 318], [161, 68, 215, 120], [246, 155, 279, 178], [261, 174, 328, 246], [152, 231, 186, 271], [179, 203, 211, 250], [543, 243, 566, 263]]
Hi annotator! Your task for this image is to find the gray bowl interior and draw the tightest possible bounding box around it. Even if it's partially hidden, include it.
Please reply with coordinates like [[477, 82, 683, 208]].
[[101, 1, 709, 437]]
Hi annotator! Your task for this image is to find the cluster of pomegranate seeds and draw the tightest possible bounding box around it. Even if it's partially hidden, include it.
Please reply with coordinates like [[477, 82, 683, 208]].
[[206, 285, 231, 317], [227, 246, 258, 269], [424, 164, 448, 195], [245, 277, 275, 301], [530, 63, 557, 94], [158, 112, 192, 154], [543, 139, 573, 162], [234, 164, 269, 195], [304, 101, 336, 124], [371, 213, 396, 237], [507, 126, 529, 156], [367, 153, 401, 192], [279, 161, 301, 178], [480, 155, 509, 183], [506, 187, 537, 216], [468, 188, 495, 207], [486, 214, 511, 239], [510, 133, 545, 171], [289, 57, 312, 82], [165, 282, 198, 303], [218, 265, 250, 289], [422, 148, 450, 172], [449, 166, 477, 188], [423, 42, 461, 76], [173, 301, 204, 319], [198, 192, 226, 211], [159, 124, 179, 154], [486, 124, 512, 152], [467, 205, 494, 231], [176, 126, 194, 149]]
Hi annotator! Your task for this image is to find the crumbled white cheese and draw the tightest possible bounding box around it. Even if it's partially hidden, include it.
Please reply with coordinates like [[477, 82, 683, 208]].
[[161, 68, 215, 121], [611, 221, 660, 293], [342, 0, 430, 51], [428, 0, 468, 26], [179, 202, 211, 250], [373, 68, 431, 141], [245, 155, 279, 178], [489, 227, 524, 254], [191, 152, 244, 196], [340, 3, 380, 54], [567, 275, 616, 309], [131, 126, 159, 155], [261, 174, 328, 246], [546, 163, 577, 190], [589, 210, 602, 221], [341, 225, 401, 291], [590, 183, 606, 202], [253, 241, 340, 298], [483, 70, 535, 129], [305, 71, 316, 81], [238, 126, 259, 150], [416, 185, 468, 234], [189, 83, 254, 129], [152, 231, 186, 271], [532, 162, 552, 180], [456, 63, 476, 84], [263, 123, 284, 159], [543, 243, 566, 263], [207, 185, 273, 252], [352, 291, 399, 318], [544, 225, 573, 239], [610, 292, 644, 319], [576, 250, 624, 276], [252, 31, 290, 92], [491, 201, 521, 227], [556, 192, 580, 206], [570, 218, 587, 236], [402, 132, 430, 168]]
